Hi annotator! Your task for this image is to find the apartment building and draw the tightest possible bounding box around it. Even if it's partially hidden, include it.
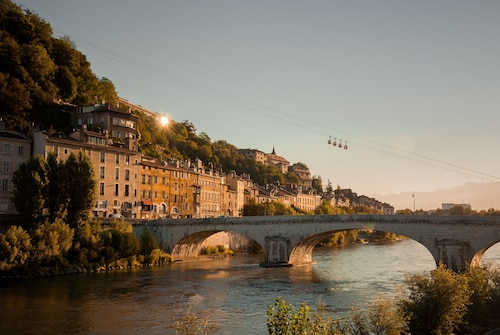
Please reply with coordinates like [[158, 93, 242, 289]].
[[225, 170, 246, 216], [193, 162, 226, 218], [32, 128, 142, 218], [0, 123, 31, 214], [139, 158, 195, 219]]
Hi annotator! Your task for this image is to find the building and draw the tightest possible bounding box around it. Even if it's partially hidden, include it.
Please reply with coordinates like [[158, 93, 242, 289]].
[[193, 160, 226, 218], [288, 163, 312, 190], [238, 148, 267, 165], [238, 147, 290, 174], [0, 122, 31, 214], [33, 103, 143, 218], [225, 171, 246, 216], [266, 147, 289, 174], [139, 158, 195, 219]]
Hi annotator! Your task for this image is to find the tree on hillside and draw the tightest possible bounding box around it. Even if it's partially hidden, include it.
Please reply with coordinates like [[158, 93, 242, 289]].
[[0, 0, 117, 133], [312, 175, 323, 194]]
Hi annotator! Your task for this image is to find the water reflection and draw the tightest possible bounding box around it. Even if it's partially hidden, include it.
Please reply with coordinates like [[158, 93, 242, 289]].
[[0, 239, 498, 335]]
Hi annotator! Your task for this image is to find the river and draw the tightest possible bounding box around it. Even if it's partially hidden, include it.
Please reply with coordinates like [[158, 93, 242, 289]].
[[1, 239, 499, 335]]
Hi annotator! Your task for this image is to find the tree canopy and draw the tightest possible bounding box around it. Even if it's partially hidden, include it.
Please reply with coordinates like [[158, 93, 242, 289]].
[[0, 0, 118, 133]]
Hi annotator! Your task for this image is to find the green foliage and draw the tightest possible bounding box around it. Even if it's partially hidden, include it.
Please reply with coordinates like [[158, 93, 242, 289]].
[[11, 154, 50, 227], [69, 220, 103, 265], [398, 264, 471, 335], [31, 219, 74, 268], [267, 297, 312, 335], [140, 229, 159, 256], [12, 151, 96, 230], [266, 296, 407, 335], [318, 230, 359, 247], [315, 200, 347, 214], [200, 245, 233, 256], [0, 225, 32, 270], [464, 265, 500, 330], [242, 199, 297, 216], [0, 0, 117, 133], [64, 151, 97, 229], [101, 220, 140, 268]]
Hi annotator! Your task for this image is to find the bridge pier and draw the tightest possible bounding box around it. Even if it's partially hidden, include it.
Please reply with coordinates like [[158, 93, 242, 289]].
[[435, 239, 475, 272], [260, 236, 292, 267]]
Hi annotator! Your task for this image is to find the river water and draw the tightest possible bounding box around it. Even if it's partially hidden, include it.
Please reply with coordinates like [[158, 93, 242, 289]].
[[1, 240, 499, 335]]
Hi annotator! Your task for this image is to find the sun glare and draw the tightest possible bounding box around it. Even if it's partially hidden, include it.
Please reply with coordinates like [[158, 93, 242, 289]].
[[160, 116, 169, 126]]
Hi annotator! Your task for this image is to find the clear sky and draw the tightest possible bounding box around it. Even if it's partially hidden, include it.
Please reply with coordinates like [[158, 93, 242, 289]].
[[16, 0, 500, 198]]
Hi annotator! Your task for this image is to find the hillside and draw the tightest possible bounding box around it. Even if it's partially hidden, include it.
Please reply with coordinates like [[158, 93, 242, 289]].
[[373, 182, 500, 211]]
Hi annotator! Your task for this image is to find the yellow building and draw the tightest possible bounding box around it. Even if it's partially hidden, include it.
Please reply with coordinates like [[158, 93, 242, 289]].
[[139, 158, 195, 219]]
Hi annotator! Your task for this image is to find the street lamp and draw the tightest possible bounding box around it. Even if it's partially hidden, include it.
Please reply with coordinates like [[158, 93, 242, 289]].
[[412, 193, 416, 213]]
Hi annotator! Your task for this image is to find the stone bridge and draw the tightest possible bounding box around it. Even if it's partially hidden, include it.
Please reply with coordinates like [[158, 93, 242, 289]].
[[132, 214, 500, 271]]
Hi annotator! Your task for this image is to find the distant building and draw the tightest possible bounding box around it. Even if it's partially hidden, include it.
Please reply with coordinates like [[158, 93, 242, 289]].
[[288, 163, 312, 190], [0, 122, 31, 214], [442, 203, 471, 211], [266, 147, 290, 174], [238, 148, 267, 164]]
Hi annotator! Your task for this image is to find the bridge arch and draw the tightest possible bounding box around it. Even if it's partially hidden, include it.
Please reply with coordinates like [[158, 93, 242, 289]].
[[286, 228, 436, 269], [171, 230, 262, 260]]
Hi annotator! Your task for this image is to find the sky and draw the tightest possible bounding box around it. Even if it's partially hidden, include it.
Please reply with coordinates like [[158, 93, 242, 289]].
[[15, 0, 500, 202]]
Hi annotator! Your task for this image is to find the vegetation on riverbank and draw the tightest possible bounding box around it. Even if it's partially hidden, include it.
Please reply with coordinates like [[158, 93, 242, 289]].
[[169, 265, 500, 335]]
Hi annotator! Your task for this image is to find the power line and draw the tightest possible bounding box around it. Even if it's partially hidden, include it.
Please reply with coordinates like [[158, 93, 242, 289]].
[[55, 28, 500, 183]]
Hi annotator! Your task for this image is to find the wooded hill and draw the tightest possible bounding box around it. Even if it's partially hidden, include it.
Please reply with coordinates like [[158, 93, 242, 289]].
[[0, 0, 327, 191]]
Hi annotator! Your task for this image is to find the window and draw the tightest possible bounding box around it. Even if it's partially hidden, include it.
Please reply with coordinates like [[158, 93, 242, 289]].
[[99, 167, 105, 179], [99, 183, 105, 195], [154, 176, 158, 184], [125, 155, 130, 165], [18, 146, 27, 156], [114, 184, 119, 196], [2, 160, 10, 173], [174, 182, 178, 191], [125, 169, 130, 181], [3, 144, 12, 154], [124, 185, 130, 197], [1, 179, 9, 191], [115, 153, 120, 164], [100, 151, 105, 163], [141, 174, 145, 184], [115, 168, 119, 180]]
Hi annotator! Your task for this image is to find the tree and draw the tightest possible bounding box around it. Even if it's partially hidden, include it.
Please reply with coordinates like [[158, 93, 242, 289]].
[[12, 151, 97, 230], [31, 218, 74, 268], [0, 0, 118, 132], [64, 150, 97, 229], [11, 155, 50, 228], [0, 225, 33, 271], [398, 265, 470, 335], [311, 175, 323, 195]]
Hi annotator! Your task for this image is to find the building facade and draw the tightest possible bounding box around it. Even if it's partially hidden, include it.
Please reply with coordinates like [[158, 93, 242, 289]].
[[0, 123, 31, 214]]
